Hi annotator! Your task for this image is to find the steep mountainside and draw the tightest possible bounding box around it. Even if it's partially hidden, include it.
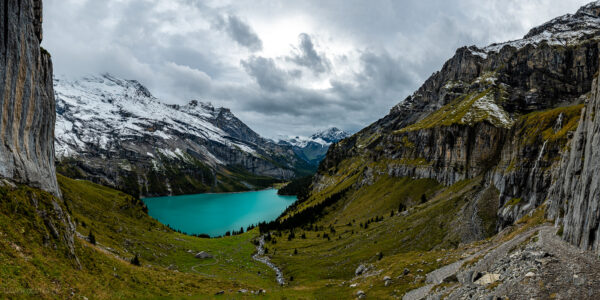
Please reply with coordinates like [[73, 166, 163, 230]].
[[0, 0, 78, 272], [236, 2, 600, 298], [548, 74, 600, 255], [0, 0, 59, 197], [277, 127, 350, 165], [312, 0, 600, 230], [53, 74, 313, 197]]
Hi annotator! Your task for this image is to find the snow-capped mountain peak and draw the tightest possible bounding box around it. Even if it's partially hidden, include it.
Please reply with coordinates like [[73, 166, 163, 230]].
[[276, 128, 350, 165], [54, 74, 257, 160], [468, 2, 600, 58], [53, 73, 305, 196], [310, 127, 350, 144], [277, 127, 349, 148]]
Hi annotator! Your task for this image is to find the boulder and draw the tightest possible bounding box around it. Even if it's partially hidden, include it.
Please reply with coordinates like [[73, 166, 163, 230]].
[[195, 251, 213, 259], [474, 273, 501, 286], [525, 272, 536, 278], [383, 275, 392, 286], [573, 274, 586, 286], [355, 264, 369, 276]]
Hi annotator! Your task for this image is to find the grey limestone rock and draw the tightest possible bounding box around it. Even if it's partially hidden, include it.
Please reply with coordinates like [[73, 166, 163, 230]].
[[0, 0, 59, 197]]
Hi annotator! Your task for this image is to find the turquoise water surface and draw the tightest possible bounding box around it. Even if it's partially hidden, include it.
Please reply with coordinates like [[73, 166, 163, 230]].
[[143, 189, 297, 237]]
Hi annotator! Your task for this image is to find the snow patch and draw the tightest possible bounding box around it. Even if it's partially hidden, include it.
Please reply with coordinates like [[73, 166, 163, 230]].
[[54, 74, 264, 164], [468, 8, 600, 58], [462, 94, 513, 128]]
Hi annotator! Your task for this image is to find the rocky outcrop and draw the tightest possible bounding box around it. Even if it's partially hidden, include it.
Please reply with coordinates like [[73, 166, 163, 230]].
[[548, 75, 600, 255], [0, 0, 77, 262], [315, 2, 600, 240], [384, 123, 507, 187], [0, 0, 59, 196]]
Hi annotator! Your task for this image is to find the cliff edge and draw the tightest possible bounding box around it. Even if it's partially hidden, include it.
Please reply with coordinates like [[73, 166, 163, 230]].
[[0, 0, 59, 197]]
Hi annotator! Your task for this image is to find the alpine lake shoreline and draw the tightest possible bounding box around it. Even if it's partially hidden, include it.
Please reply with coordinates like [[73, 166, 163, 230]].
[[142, 185, 297, 238]]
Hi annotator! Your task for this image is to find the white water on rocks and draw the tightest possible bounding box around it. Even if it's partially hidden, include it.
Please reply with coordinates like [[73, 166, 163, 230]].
[[252, 235, 286, 285]]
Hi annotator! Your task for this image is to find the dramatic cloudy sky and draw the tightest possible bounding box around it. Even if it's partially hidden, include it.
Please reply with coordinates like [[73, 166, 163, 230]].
[[43, 0, 592, 138]]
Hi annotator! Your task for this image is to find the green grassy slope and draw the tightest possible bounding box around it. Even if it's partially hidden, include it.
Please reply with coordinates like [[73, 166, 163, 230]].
[[0, 176, 297, 299], [0, 168, 553, 299], [261, 172, 550, 298], [251, 94, 582, 299]]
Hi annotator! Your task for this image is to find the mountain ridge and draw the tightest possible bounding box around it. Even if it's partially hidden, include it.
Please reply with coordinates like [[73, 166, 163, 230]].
[[300, 0, 600, 257], [53, 73, 313, 197], [276, 127, 350, 166], [4, 1, 600, 299]]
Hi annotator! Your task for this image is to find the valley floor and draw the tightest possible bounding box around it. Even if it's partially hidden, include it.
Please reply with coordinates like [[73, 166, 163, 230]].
[[2, 174, 600, 299]]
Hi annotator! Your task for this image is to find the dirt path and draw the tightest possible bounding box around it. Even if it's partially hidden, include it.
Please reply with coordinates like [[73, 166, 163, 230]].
[[492, 226, 600, 299]]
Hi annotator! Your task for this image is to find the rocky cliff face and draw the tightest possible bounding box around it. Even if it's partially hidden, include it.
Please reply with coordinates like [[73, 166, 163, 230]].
[[53, 74, 312, 197], [548, 76, 600, 255], [0, 0, 76, 261], [0, 0, 59, 197], [313, 2, 600, 244]]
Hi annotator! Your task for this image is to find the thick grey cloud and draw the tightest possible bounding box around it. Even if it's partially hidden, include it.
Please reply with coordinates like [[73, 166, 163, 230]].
[[216, 15, 263, 52], [43, 0, 593, 137], [241, 56, 288, 91], [287, 33, 331, 74]]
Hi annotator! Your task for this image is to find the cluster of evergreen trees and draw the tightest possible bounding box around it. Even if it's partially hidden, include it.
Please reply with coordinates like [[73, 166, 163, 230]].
[[360, 215, 384, 229], [225, 227, 245, 236], [126, 195, 148, 214], [277, 176, 313, 200], [259, 187, 351, 233], [162, 223, 262, 239]]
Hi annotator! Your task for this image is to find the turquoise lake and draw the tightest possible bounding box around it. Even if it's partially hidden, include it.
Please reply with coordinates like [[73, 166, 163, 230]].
[[143, 189, 297, 237]]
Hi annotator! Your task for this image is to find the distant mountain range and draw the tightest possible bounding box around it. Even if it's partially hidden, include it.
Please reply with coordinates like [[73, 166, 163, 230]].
[[53, 74, 316, 196], [276, 128, 350, 165]]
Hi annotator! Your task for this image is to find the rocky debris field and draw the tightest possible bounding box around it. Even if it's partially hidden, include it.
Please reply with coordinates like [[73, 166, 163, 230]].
[[405, 226, 600, 299]]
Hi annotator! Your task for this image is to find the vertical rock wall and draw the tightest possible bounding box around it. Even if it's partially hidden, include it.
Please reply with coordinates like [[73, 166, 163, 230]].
[[0, 0, 59, 196], [548, 75, 600, 255]]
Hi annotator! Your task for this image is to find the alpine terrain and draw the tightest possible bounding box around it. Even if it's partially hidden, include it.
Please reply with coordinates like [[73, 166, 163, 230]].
[[259, 1, 600, 299], [53, 74, 314, 197], [277, 127, 350, 166], [4, 1, 600, 300]]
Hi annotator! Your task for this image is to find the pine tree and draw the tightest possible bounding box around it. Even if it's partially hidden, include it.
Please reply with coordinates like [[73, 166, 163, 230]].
[[88, 230, 96, 245], [131, 254, 141, 266], [399, 203, 406, 212]]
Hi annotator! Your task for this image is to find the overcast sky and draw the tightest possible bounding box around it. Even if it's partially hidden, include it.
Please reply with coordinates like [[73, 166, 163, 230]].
[[43, 0, 592, 138]]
